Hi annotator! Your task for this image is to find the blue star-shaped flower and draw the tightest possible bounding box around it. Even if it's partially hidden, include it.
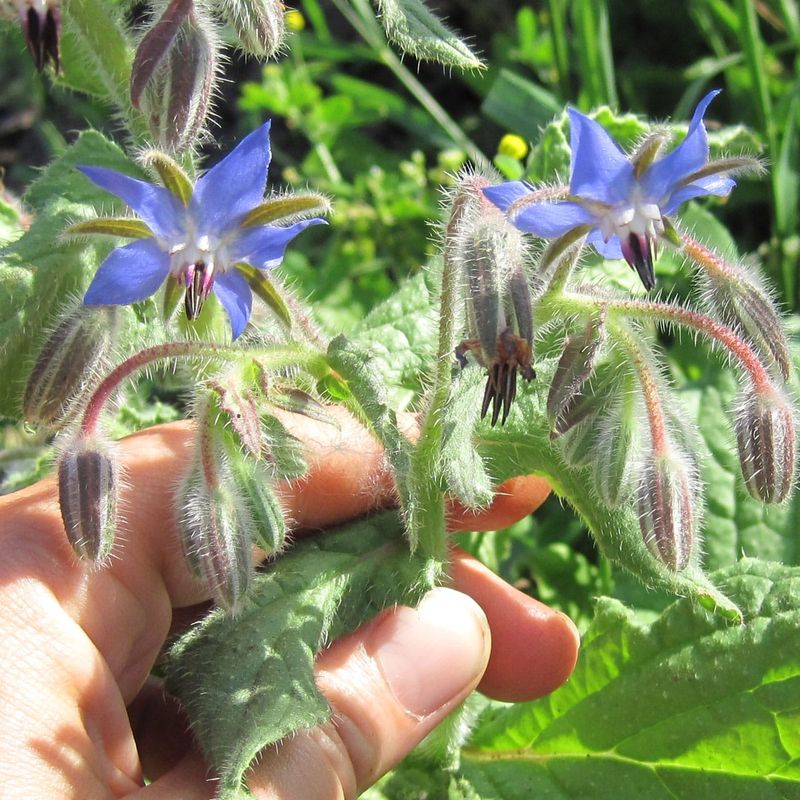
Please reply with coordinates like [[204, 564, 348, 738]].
[[78, 122, 325, 339], [484, 91, 741, 290]]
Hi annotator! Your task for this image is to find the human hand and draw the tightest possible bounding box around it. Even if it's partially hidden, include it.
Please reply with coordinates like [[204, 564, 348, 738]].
[[0, 409, 579, 799]]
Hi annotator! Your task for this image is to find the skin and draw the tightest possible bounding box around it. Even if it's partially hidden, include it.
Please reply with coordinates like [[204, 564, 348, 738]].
[[0, 409, 579, 799]]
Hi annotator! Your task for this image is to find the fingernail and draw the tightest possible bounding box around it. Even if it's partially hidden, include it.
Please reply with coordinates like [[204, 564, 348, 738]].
[[368, 587, 490, 718]]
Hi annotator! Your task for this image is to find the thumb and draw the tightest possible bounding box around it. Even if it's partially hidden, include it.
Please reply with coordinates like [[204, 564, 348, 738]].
[[247, 587, 490, 799]]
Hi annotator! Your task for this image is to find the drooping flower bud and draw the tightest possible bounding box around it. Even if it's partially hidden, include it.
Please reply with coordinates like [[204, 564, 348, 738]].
[[57, 436, 118, 562], [734, 385, 797, 503], [636, 446, 697, 572], [179, 464, 254, 613], [547, 311, 606, 430], [23, 305, 117, 427], [134, 1, 220, 151], [216, 0, 286, 58]]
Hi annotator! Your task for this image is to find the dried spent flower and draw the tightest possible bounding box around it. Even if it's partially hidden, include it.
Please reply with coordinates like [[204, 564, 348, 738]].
[[23, 306, 117, 427], [735, 385, 797, 503], [449, 172, 535, 426], [58, 436, 118, 562]]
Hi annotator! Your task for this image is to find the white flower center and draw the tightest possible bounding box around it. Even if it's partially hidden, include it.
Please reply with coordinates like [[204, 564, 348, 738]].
[[596, 186, 664, 245]]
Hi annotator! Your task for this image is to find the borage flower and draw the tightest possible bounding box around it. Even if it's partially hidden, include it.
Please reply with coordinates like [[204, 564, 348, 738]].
[[484, 91, 759, 290], [75, 122, 326, 339]]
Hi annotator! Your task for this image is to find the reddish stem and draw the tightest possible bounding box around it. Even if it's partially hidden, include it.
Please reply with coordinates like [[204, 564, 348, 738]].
[[80, 341, 233, 436]]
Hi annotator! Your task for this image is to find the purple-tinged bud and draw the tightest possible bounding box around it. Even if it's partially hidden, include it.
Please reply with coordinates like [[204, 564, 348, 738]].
[[636, 448, 697, 572], [57, 436, 118, 562], [734, 385, 796, 503], [180, 471, 254, 613], [23, 306, 117, 427], [547, 312, 606, 429], [217, 0, 286, 58], [136, 3, 220, 151]]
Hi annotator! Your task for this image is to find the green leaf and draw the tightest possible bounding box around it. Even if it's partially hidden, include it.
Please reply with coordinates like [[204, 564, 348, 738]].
[[165, 511, 429, 798], [0, 131, 144, 419], [455, 559, 800, 799], [374, 0, 484, 70], [351, 269, 439, 408]]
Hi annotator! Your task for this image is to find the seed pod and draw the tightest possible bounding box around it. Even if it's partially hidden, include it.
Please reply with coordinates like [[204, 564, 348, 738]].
[[136, 3, 220, 151], [637, 448, 696, 572], [57, 437, 118, 562], [217, 0, 286, 58], [23, 306, 117, 427], [547, 312, 606, 429], [734, 385, 796, 503]]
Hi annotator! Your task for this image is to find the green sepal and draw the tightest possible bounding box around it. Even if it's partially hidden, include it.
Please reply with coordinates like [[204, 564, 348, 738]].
[[241, 193, 331, 228], [165, 511, 431, 799], [269, 386, 340, 428], [235, 262, 292, 332], [260, 412, 308, 480], [142, 150, 194, 204], [65, 217, 154, 239], [228, 453, 287, 555]]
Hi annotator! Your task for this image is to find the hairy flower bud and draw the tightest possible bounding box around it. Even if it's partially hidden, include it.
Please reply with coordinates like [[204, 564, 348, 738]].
[[180, 468, 254, 613], [217, 0, 286, 58], [547, 312, 606, 429], [636, 447, 697, 572], [23, 306, 117, 427], [594, 386, 640, 508], [134, 2, 219, 151], [58, 436, 118, 561], [735, 385, 797, 503], [230, 455, 286, 555]]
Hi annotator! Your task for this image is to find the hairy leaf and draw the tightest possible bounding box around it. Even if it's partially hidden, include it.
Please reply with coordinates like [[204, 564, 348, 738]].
[[454, 559, 800, 799], [375, 0, 484, 70], [165, 512, 429, 798]]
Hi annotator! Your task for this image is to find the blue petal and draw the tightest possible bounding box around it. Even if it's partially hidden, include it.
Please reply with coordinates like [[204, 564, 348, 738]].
[[568, 108, 635, 204], [230, 219, 327, 269], [587, 229, 623, 260], [482, 181, 534, 213], [214, 269, 253, 340], [641, 90, 721, 204], [191, 122, 272, 235], [512, 200, 596, 238], [663, 176, 735, 216], [84, 239, 170, 305], [78, 166, 186, 240]]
